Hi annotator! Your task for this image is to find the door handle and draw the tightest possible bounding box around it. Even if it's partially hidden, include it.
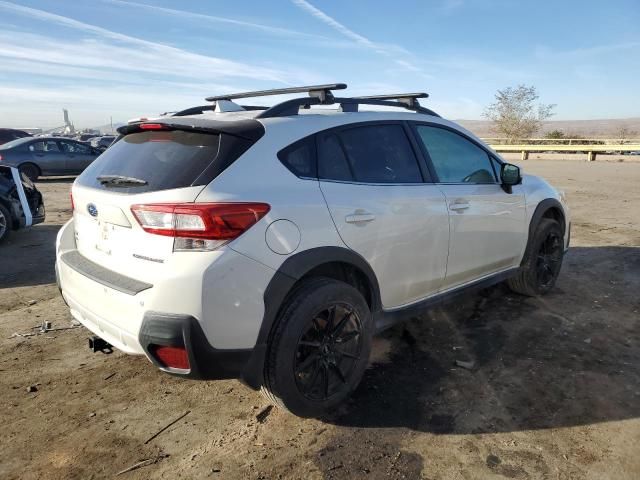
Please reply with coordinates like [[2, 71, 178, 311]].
[[449, 201, 470, 211], [345, 212, 375, 224]]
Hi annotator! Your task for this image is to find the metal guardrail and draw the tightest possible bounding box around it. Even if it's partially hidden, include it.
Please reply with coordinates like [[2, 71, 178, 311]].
[[488, 143, 640, 161], [483, 138, 640, 145]]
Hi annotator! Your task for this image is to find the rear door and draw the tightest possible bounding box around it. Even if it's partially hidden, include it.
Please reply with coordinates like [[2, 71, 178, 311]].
[[412, 123, 526, 289], [27, 140, 67, 174], [318, 122, 449, 309]]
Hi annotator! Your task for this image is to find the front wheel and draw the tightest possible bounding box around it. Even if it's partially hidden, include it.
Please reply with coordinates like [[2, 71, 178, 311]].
[[261, 277, 373, 417], [508, 218, 564, 296]]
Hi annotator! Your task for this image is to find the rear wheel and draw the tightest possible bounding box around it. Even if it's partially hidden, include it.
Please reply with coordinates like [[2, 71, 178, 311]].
[[261, 277, 373, 417], [0, 203, 12, 243], [508, 218, 564, 296], [19, 163, 40, 182]]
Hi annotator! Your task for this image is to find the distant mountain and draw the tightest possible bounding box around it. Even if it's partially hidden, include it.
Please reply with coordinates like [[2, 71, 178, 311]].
[[457, 118, 640, 139]]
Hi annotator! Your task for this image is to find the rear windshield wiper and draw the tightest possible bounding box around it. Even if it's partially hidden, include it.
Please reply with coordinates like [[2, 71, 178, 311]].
[[97, 175, 148, 187]]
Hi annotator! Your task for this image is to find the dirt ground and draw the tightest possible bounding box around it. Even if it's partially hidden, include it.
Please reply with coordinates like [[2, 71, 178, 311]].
[[1, 159, 639, 480]]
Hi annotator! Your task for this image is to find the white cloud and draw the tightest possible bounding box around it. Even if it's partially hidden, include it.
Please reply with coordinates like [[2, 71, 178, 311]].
[[0, 1, 334, 126], [290, 0, 431, 78], [0, 1, 299, 83], [103, 0, 330, 41]]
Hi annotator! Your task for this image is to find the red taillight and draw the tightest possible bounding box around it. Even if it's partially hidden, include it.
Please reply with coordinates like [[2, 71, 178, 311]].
[[131, 203, 270, 248], [70, 191, 74, 211], [139, 123, 168, 130], [0, 154, 3, 161], [152, 345, 190, 370]]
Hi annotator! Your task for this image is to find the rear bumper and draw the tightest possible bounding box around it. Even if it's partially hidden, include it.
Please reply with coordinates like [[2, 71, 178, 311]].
[[55, 218, 274, 382]]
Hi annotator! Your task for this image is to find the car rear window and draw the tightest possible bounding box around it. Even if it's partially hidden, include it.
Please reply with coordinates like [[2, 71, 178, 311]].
[[76, 130, 253, 193]]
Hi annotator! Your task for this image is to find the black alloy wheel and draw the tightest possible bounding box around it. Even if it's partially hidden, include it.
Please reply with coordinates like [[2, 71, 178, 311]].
[[294, 303, 363, 401], [536, 230, 563, 288]]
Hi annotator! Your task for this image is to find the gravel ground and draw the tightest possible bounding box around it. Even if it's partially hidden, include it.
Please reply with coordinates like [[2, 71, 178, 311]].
[[0, 159, 638, 479]]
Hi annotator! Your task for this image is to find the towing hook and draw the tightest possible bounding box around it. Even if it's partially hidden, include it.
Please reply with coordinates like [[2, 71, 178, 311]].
[[88, 336, 113, 354]]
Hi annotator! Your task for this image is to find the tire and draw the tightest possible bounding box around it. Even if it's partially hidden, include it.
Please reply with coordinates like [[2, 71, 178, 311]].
[[0, 203, 12, 244], [261, 277, 373, 417], [19, 163, 40, 182], [508, 218, 564, 296]]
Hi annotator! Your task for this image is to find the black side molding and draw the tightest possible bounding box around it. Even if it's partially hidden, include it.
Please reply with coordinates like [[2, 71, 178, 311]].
[[61, 250, 152, 295], [375, 267, 519, 332]]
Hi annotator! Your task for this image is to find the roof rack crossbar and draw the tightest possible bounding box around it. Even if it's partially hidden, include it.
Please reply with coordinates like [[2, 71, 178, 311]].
[[204, 83, 347, 103], [256, 96, 440, 118]]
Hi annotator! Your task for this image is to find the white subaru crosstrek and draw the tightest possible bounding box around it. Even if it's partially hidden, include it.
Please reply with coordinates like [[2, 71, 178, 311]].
[[56, 84, 570, 416]]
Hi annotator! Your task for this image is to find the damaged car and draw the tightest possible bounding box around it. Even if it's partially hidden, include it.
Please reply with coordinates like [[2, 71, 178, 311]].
[[0, 165, 45, 243]]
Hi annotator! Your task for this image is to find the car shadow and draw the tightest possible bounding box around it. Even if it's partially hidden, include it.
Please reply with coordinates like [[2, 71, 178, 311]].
[[36, 176, 75, 184], [0, 224, 61, 288], [325, 246, 640, 435]]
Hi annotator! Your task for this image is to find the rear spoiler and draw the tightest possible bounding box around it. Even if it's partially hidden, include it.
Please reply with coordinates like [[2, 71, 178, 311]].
[[117, 118, 264, 142]]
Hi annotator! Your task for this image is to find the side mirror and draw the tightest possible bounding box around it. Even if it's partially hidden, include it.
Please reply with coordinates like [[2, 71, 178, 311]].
[[500, 163, 521, 192]]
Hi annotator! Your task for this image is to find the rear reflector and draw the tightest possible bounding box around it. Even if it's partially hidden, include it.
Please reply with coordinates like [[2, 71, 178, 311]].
[[151, 345, 190, 370], [131, 202, 270, 251]]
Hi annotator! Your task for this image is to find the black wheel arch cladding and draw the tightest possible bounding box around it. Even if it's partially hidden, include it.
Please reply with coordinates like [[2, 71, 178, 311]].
[[241, 246, 381, 389], [522, 198, 566, 266]]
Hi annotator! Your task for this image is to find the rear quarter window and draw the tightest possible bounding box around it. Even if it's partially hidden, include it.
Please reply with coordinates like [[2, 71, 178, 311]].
[[278, 138, 316, 178]]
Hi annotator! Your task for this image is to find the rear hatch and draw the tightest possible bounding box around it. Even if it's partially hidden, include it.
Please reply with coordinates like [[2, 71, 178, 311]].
[[71, 120, 264, 282]]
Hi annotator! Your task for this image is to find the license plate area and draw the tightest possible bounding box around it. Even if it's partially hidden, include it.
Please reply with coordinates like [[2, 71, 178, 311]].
[[95, 220, 114, 255]]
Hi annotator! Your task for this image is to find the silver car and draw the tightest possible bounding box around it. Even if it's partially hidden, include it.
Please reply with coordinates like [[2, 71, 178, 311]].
[[0, 136, 101, 181]]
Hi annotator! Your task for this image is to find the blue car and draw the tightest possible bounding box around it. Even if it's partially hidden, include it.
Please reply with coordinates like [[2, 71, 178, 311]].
[[0, 136, 101, 181]]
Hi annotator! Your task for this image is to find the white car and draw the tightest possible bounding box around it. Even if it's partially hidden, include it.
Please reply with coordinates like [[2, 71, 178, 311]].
[[55, 84, 570, 416]]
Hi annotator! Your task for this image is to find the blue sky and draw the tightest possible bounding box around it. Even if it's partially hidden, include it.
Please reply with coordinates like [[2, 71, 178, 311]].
[[0, 0, 639, 128]]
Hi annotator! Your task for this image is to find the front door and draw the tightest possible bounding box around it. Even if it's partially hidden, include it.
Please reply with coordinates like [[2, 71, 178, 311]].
[[317, 123, 450, 309], [59, 140, 96, 173], [412, 123, 526, 289]]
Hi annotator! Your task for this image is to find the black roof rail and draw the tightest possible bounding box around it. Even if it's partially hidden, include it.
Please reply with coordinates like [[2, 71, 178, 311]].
[[337, 96, 440, 117], [353, 93, 428, 109], [204, 83, 347, 103]]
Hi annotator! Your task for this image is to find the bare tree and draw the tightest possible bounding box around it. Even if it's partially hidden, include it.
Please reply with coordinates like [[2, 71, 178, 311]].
[[483, 85, 555, 143], [615, 126, 637, 144]]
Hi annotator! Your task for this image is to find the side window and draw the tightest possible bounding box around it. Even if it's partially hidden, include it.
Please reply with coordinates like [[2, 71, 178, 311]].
[[278, 138, 316, 178], [317, 132, 353, 181], [60, 141, 91, 154], [29, 141, 60, 152], [339, 125, 423, 184], [415, 125, 497, 184], [318, 124, 423, 184]]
